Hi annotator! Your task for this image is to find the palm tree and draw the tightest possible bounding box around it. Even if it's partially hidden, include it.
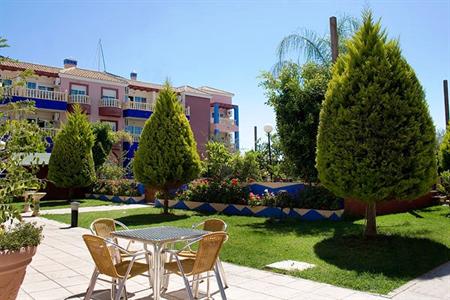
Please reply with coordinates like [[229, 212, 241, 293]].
[[0, 37, 8, 49], [273, 15, 359, 74]]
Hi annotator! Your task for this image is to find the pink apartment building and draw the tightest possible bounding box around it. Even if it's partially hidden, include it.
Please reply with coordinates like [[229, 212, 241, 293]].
[[0, 58, 239, 164]]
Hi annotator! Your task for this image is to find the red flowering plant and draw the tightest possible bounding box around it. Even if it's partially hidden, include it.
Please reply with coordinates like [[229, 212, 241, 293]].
[[175, 178, 249, 204]]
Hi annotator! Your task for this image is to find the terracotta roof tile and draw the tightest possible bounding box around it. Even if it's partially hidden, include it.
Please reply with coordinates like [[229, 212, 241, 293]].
[[127, 79, 164, 90], [198, 86, 234, 97], [0, 59, 61, 74], [59, 67, 127, 84], [176, 85, 212, 98]]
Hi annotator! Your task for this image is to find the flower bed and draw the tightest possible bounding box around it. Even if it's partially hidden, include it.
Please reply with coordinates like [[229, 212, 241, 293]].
[[166, 178, 344, 220], [154, 199, 343, 220], [86, 179, 145, 204]]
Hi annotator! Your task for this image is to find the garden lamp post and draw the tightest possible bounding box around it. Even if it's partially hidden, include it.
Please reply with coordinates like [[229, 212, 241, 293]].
[[264, 124, 273, 181]]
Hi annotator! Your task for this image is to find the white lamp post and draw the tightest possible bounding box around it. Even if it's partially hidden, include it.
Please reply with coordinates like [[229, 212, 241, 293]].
[[263, 124, 273, 181]]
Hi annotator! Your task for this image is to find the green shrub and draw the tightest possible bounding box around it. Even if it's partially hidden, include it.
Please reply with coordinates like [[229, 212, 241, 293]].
[[296, 186, 343, 210], [133, 82, 201, 213], [175, 178, 249, 205], [231, 150, 262, 182], [316, 12, 437, 236], [48, 105, 96, 199], [437, 171, 450, 196], [91, 122, 115, 169], [97, 161, 125, 180], [0, 222, 43, 251], [439, 129, 450, 172], [92, 179, 141, 197], [202, 141, 233, 180]]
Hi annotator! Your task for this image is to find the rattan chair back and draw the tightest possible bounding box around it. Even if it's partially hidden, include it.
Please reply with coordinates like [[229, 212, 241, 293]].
[[191, 232, 227, 275], [203, 219, 227, 232], [91, 218, 116, 239], [82, 234, 120, 278]]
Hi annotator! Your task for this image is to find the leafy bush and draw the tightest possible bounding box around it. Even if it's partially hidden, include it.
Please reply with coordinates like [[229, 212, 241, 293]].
[[439, 129, 450, 172], [231, 151, 262, 182], [175, 178, 249, 205], [92, 179, 141, 197], [97, 161, 125, 180], [202, 141, 233, 180], [437, 171, 450, 196], [295, 185, 343, 210], [174, 180, 341, 210], [0, 222, 43, 251]]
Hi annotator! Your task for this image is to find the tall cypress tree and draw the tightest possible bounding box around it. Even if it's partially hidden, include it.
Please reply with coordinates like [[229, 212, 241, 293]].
[[316, 12, 436, 237], [133, 82, 201, 213], [48, 105, 96, 200]]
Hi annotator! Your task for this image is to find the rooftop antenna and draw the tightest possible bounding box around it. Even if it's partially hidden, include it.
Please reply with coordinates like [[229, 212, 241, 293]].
[[96, 39, 107, 72]]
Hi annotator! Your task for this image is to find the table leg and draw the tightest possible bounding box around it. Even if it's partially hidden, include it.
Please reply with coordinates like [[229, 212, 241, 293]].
[[152, 243, 162, 300], [144, 244, 153, 290]]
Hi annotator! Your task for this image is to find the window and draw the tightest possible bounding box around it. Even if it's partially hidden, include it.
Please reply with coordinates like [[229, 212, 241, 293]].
[[70, 84, 87, 95], [133, 96, 147, 103], [1, 79, 12, 87], [101, 120, 117, 131], [102, 88, 117, 100], [38, 85, 54, 92], [125, 125, 142, 135], [27, 82, 37, 89]]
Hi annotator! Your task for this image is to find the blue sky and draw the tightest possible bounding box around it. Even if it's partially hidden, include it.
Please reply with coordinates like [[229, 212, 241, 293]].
[[1, 0, 449, 151]]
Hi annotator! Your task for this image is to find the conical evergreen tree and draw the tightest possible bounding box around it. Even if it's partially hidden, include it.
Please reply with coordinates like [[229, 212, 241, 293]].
[[48, 105, 96, 200], [133, 82, 201, 213], [316, 12, 436, 237]]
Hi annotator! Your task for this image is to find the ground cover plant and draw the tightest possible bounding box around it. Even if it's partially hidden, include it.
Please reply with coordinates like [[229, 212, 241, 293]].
[[44, 205, 450, 294]]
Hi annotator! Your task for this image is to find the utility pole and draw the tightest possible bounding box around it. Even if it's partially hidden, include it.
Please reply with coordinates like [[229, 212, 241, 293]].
[[254, 126, 258, 151], [330, 16, 338, 63], [444, 80, 449, 126]]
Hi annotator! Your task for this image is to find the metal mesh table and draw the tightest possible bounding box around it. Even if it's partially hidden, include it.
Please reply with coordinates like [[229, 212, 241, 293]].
[[113, 226, 207, 243], [112, 226, 208, 300]]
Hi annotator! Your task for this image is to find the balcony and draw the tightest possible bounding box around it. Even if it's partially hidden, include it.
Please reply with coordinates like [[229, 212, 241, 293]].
[[2, 87, 68, 111], [68, 95, 90, 114], [123, 101, 154, 119], [99, 98, 122, 117], [211, 117, 238, 132]]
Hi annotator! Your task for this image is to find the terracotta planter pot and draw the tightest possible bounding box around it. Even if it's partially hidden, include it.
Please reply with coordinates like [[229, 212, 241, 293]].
[[0, 246, 37, 300]]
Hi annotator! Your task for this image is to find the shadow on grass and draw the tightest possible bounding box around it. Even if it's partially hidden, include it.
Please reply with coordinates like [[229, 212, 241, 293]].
[[242, 217, 364, 237], [115, 213, 191, 226], [314, 234, 450, 279]]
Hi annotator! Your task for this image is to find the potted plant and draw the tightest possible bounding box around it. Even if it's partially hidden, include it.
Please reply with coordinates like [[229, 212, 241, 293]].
[[0, 99, 46, 298]]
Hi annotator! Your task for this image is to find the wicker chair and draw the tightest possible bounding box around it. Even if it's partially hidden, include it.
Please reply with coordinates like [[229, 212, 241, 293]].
[[89, 218, 144, 259], [82, 234, 151, 300], [179, 218, 229, 290], [164, 232, 228, 300]]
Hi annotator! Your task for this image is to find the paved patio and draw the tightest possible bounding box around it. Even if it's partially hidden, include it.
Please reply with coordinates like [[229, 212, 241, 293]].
[[18, 217, 449, 300]]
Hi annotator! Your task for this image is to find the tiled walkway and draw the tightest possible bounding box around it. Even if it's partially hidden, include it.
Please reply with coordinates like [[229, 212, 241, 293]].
[[18, 217, 449, 300]]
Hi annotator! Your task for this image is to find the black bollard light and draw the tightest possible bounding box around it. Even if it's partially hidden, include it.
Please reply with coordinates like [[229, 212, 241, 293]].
[[71, 201, 80, 227]]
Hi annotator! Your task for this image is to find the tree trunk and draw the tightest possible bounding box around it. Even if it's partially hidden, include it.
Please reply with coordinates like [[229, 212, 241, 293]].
[[364, 202, 377, 237], [163, 198, 169, 214]]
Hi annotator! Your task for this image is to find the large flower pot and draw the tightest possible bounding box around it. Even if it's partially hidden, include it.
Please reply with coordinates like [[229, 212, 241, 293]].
[[0, 246, 37, 300]]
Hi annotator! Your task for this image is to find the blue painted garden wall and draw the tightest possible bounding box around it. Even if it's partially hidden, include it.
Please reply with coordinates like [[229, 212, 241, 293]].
[[248, 182, 305, 198], [155, 199, 343, 221]]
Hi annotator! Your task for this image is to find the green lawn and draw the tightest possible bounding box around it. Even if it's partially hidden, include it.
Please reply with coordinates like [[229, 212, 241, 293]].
[[14, 198, 114, 211], [43, 205, 450, 294]]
